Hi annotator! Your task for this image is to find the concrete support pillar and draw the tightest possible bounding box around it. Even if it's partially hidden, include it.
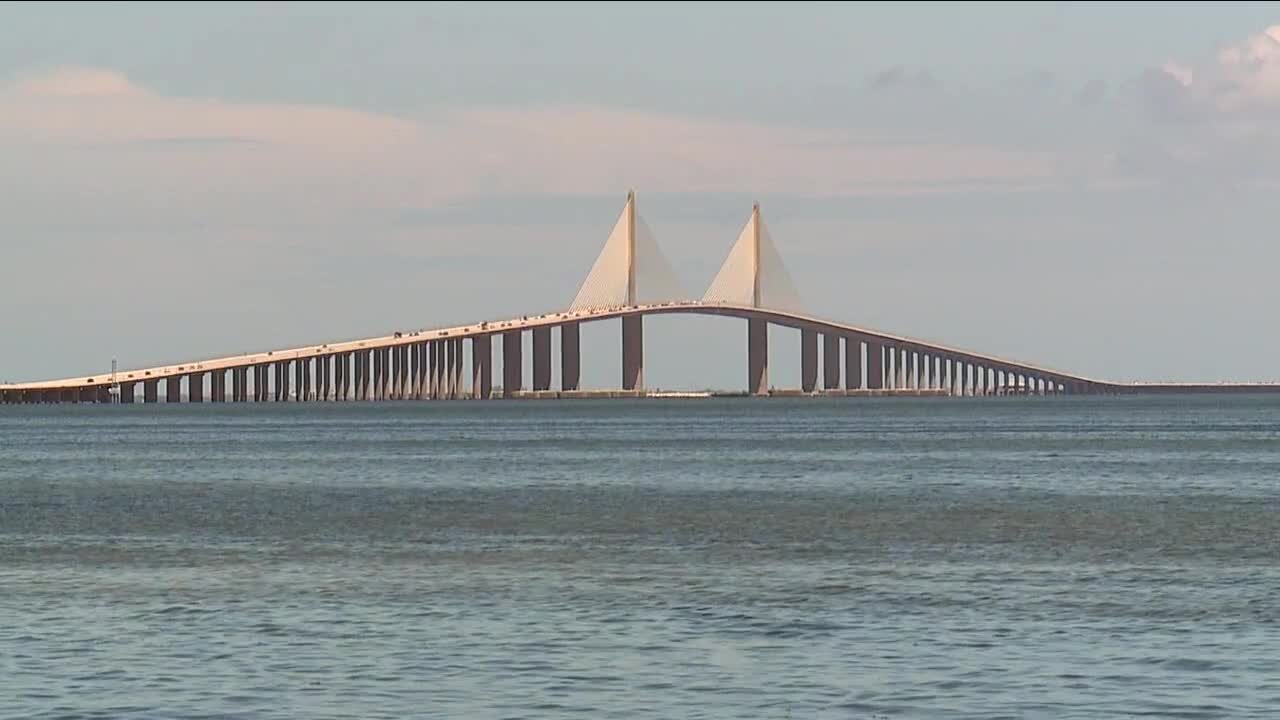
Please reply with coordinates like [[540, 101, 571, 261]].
[[453, 339, 464, 399], [421, 342, 431, 398], [294, 358, 304, 401], [61, 389, 78, 404], [866, 342, 883, 390], [211, 370, 224, 402], [823, 333, 840, 391], [344, 352, 354, 400], [431, 341, 443, 399], [472, 335, 492, 399], [353, 353, 362, 401], [445, 339, 456, 399], [364, 350, 373, 400], [407, 345, 417, 399], [622, 315, 643, 391], [921, 354, 931, 390], [503, 330, 522, 398], [446, 339, 457, 399], [801, 328, 818, 393], [189, 373, 204, 403], [273, 363, 285, 402], [167, 376, 182, 403], [143, 380, 158, 403], [384, 347, 393, 400], [323, 355, 332, 401], [533, 327, 551, 392], [394, 346, 403, 399], [898, 348, 908, 390], [748, 318, 768, 395], [560, 323, 580, 392], [845, 338, 862, 390], [231, 368, 244, 402], [353, 352, 363, 401], [302, 359, 313, 402]]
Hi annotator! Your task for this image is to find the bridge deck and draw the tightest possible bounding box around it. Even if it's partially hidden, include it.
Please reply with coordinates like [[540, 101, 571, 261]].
[[1, 302, 1275, 393]]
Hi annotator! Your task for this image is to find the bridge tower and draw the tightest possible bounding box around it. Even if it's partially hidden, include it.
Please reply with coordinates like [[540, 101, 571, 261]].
[[703, 203, 804, 395], [568, 191, 685, 392]]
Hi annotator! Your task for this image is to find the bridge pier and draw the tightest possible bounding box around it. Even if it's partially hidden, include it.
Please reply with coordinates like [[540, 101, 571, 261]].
[[453, 339, 464, 399], [189, 373, 204, 403], [748, 318, 768, 395], [533, 327, 551, 392], [845, 337, 862, 390], [823, 333, 840, 390], [503, 330, 522, 398], [801, 329, 817, 393], [120, 381, 135, 404], [429, 341, 440, 399], [167, 376, 182, 403], [561, 322, 580, 392], [472, 335, 492, 399], [622, 316, 643, 391], [143, 380, 158, 404], [866, 342, 883, 390]]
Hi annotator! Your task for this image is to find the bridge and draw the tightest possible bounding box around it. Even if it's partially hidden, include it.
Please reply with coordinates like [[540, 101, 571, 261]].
[[2, 192, 1276, 404]]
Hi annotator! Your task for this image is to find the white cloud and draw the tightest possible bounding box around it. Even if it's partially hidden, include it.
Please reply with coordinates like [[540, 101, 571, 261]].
[[1124, 25, 1280, 185]]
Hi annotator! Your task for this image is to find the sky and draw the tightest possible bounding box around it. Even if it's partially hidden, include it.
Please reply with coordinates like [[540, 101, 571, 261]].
[[4, 1, 1280, 389]]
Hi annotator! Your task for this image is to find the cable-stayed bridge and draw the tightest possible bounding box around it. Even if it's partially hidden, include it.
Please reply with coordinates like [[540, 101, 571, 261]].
[[3, 191, 1276, 404]]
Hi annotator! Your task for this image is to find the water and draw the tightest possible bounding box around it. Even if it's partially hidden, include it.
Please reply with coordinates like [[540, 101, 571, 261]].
[[2, 396, 1278, 719]]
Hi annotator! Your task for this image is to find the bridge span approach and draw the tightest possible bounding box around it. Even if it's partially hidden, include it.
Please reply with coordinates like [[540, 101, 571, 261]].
[[3, 192, 1276, 404]]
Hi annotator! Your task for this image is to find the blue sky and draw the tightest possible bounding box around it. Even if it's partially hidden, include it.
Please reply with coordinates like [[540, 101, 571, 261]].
[[4, 2, 1280, 388]]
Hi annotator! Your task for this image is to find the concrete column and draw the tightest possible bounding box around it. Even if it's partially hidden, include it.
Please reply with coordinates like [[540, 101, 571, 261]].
[[503, 330, 522, 397], [274, 363, 285, 402], [394, 346, 404, 399], [910, 352, 919, 390], [445, 339, 456, 399], [561, 322, 580, 392], [453, 339, 464, 399], [446, 339, 457, 399], [187, 373, 202, 403], [845, 337, 862, 390], [353, 353, 362, 401], [823, 333, 840, 390], [801, 328, 818, 393], [408, 344, 418, 399], [301, 359, 312, 401], [622, 315, 643, 391], [345, 352, 354, 400], [748, 318, 768, 395], [921, 354, 931, 390], [167, 376, 182, 403], [899, 348, 908, 390], [354, 352, 364, 401], [231, 368, 244, 402], [532, 327, 551, 391], [143, 380, 158, 403], [418, 343, 429, 399], [472, 335, 492, 399], [210, 370, 223, 402], [294, 358, 303, 401], [866, 342, 883, 390], [323, 355, 332, 401], [61, 389, 78, 404], [432, 341, 443, 399]]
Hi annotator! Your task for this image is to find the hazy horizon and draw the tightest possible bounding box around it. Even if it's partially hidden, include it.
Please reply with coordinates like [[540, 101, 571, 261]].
[[5, 2, 1280, 389]]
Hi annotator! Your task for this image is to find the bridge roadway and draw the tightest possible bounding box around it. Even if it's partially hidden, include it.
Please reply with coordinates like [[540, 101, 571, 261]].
[[1, 301, 1276, 403]]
